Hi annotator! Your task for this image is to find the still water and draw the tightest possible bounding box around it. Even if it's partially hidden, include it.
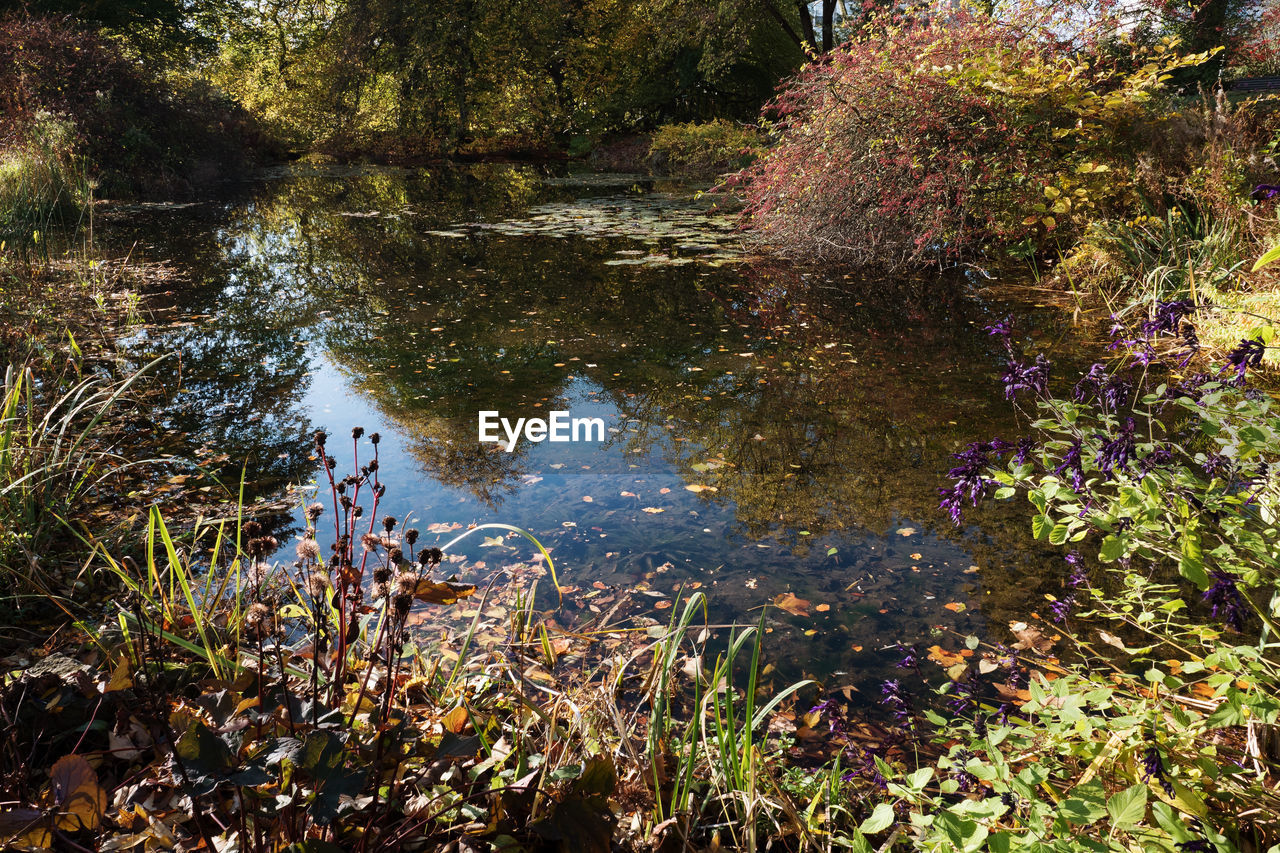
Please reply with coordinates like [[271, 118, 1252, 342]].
[[112, 163, 1082, 694]]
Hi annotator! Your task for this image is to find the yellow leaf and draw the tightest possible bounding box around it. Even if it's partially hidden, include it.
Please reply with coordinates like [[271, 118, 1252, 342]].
[[641, 507, 665, 514], [106, 657, 132, 692], [685, 484, 718, 493], [1044, 185, 1061, 200]]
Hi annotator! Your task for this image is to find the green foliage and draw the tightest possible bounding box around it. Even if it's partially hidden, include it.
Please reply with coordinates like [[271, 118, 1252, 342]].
[[647, 120, 764, 177], [1072, 207, 1246, 304]]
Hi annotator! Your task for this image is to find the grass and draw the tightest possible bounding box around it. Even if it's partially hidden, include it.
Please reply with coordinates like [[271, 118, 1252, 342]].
[[0, 355, 163, 596], [0, 112, 90, 260]]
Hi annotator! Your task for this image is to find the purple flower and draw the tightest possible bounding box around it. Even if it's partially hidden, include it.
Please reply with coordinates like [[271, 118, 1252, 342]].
[[1073, 363, 1132, 413], [1225, 339, 1265, 382], [1141, 740, 1175, 796], [939, 439, 1007, 524], [1013, 437, 1037, 466], [1003, 354, 1052, 400], [1140, 300, 1196, 338], [881, 679, 914, 731], [985, 316, 1014, 351], [1203, 570, 1246, 631], [1052, 438, 1087, 492], [1252, 184, 1280, 201], [1095, 417, 1137, 474]]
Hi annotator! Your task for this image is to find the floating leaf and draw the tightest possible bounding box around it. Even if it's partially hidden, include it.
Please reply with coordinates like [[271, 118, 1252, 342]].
[[896, 527, 917, 536], [641, 507, 665, 514], [943, 602, 967, 613], [773, 592, 811, 616], [685, 484, 717, 493], [412, 580, 477, 605]]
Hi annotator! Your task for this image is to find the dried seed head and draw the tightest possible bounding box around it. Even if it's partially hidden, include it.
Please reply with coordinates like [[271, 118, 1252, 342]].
[[314, 430, 327, 449], [353, 506, 363, 520], [367, 459, 379, 473], [374, 582, 390, 601], [405, 528, 419, 546], [247, 536, 278, 559], [419, 547, 443, 567], [373, 566, 392, 585], [374, 484, 386, 499], [305, 502, 324, 521], [306, 575, 329, 599], [352, 426, 365, 440], [370, 432, 381, 446], [394, 594, 412, 618], [396, 571, 418, 597], [388, 546, 403, 565], [361, 533, 381, 552], [383, 515, 397, 532], [296, 538, 321, 562], [244, 602, 273, 634], [243, 520, 263, 540]]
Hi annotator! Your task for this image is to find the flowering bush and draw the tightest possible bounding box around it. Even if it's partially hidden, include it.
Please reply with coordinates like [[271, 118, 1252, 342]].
[[870, 304, 1280, 850], [736, 13, 1209, 268]]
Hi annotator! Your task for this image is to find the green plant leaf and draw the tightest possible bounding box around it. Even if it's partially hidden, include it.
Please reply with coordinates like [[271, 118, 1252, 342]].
[[859, 802, 895, 834], [1106, 783, 1148, 829]]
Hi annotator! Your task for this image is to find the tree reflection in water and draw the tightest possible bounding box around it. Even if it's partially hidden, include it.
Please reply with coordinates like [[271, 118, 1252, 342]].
[[118, 163, 1089, 692]]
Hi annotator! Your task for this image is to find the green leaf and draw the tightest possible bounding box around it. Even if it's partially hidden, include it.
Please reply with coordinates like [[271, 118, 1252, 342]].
[[1099, 535, 1125, 562], [1106, 783, 1148, 829], [859, 802, 896, 834], [1252, 242, 1280, 272]]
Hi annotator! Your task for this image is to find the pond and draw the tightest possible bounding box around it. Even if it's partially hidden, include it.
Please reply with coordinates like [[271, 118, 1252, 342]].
[[111, 163, 1086, 700]]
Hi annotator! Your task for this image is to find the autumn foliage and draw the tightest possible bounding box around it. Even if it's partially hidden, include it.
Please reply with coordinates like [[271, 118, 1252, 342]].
[[737, 13, 1207, 269]]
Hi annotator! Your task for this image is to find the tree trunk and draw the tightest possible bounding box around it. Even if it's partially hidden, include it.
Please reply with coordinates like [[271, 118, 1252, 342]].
[[821, 0, 836, 52], [795, 0, 817, 50]]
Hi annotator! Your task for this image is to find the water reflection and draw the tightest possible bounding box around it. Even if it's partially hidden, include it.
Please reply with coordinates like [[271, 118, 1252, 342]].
[[116, 163, 1082, 693]]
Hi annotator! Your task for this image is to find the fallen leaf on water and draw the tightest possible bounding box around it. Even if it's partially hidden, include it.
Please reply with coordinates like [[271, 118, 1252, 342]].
[[815, 603, 830, 612], [412, 580, 477, 605], [641, 507, 665, 514], [911, 553, 923, 560], [1097, 630, 1126, 651], [685, 484, 717, 493], [620, 491, 637, 497], [774, 592, 811, 616], [582, 495, 593, 502], [654, 600, 672, 610], [426, 522, 463, 534], [659, 488, 672, 495], [480, 536, 504, 547], [896, 527, 917, 536], [943, 602, 967, 613], [926, 645, 967, 667]]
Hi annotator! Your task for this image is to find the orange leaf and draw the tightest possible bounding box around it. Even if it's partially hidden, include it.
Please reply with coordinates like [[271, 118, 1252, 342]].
[[773, 592, 811, 617]]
